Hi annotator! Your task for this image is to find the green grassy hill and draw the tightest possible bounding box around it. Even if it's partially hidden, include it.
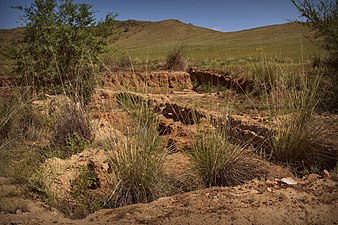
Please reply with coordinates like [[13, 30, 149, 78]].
[[114, 19, 323, 61], [0, 19, 324, 66]]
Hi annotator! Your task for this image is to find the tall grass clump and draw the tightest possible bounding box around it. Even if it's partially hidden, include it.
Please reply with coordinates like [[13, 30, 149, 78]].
[[190, 127, 259, 187], [107, 93, 169, 207], [165, 41, 187, 71], [264, 62, 333, 171], [0, 90, 45, 183]]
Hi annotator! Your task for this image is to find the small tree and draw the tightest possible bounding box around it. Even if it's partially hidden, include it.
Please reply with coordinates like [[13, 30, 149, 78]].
[[291, 0, 338, 55], [291, 0, 338, 111], [13, 0, 118, 104]]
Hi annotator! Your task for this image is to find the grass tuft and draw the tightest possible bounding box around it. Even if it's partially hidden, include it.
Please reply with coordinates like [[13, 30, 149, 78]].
[[165, 41, 187, 71], [107, 93, 171, 208], [261, 61, 334, 172], [190, 127, 259, 187]]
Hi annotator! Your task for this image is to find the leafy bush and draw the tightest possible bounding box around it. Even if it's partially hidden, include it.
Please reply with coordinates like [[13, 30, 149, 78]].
[[291, 0, 338, 55], [165, 41, 187, 71], [291, 0, 338, 110], [13, 0, 118, 104], [190, 128, 259, 187]]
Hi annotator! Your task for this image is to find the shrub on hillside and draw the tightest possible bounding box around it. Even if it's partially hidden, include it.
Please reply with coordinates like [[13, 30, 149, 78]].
[[165, 41, 187, 71]]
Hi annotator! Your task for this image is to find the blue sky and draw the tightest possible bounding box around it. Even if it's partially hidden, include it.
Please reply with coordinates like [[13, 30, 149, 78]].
[[0, 0, 318, 31]]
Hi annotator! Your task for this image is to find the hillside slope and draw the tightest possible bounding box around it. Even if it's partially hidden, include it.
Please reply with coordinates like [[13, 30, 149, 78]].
[[115, 19, 322, 60], [0, 20, 323, 64]]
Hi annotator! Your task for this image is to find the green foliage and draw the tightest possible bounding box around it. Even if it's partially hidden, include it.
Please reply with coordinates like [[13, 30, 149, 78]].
[[0, 90, 47, 184], [0, 90, 42, 145], [165, 41, 187, 71], [13, 0, 118, 104], [291, 0, 338, 54], [291, 0, 338, 111]]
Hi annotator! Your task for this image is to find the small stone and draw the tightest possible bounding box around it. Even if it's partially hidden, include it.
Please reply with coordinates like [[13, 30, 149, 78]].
[[281, 177, 298, 185], [266, 180, 277, 186], [16, 209, 22, 214], [306, 174, 319, 182], [267, 188, 272, 192], [250, 190, 260, 194], [323, 170, 331, 179]]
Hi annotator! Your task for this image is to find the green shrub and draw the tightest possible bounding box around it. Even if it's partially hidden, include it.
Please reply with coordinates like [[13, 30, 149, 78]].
[[291, 0, 338, 55], [13, 0, 119, 104], [165, 41, 187, 71], [68, 166, 102, 218], [292, 0, 338, 111]]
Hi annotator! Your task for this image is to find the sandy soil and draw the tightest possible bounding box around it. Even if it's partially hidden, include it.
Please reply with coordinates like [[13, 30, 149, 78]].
[[1, 176, 337, 225]]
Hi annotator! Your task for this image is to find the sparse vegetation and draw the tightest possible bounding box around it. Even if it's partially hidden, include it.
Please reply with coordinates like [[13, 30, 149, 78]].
[[0, 1, 337, 223], [68, 165, 102, 218], [260, 60, 334, 172], [0, 90, 45, 183], [100, 47, 133, 72]]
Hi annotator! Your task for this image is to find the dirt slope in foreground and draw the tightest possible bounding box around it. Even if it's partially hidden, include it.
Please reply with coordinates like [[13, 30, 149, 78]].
[[1, 176, 337, 225]]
